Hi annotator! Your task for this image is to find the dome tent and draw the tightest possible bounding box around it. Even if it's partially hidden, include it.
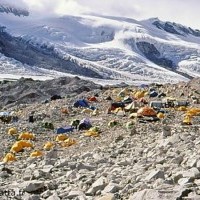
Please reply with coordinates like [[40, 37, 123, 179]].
[[137, 106, 157, 117]]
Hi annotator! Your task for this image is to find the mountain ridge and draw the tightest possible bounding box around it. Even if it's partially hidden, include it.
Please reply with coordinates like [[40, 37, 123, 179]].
[[0, 9, 199, 84]]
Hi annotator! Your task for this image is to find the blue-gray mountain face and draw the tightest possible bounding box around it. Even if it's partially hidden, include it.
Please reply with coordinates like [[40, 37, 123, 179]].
[[152, 20, 200, 37], [0, 5, 199, 84], [0, 4, 29, 16]]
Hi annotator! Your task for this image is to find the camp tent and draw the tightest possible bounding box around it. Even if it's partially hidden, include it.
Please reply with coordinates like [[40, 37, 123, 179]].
[[134, 91, 146, 99], [125, 102, 137, 112], [56, 126, 74, 134], [110, 102, 125, 111], [51, 95, 62, 101], [149, 91, 158, 98], [73, 99, 89, 108], [78, 118, 92, 130], [87, 96, 97, 102], [123, 96, 133, 104], [137, 106, 157, 117]]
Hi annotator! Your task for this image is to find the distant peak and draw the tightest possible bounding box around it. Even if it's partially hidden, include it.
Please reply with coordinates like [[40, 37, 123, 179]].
[[150, 18, 200, 37], [0, 4, 29, 17]]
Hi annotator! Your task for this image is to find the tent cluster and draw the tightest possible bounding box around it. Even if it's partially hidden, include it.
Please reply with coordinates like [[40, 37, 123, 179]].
[[1, 86, 199, 163]]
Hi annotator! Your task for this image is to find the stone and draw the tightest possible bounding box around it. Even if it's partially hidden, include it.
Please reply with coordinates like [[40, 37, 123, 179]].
[[103, 183, 120, 193], [178, 178, 192, 186], [86, 176, 108, 195], [41, 190, 53, 198], [55, 159, 68, 168], [67, 190, 85, 199], [45, 181, 58, 190], [0, 171, 9, 178], [145, 170, 165, 181], [45, 149, 58, 159], [129, 188, 191, 200], [46, 192, 60, 200], [25, 194, 41, 200], [162, 125, 171, 138], [196, 160, 200, 170], [23, 180, 44, 193], [77, 163, 96, 171], [33, 170, 49, 179], [182, 167, 200, 179], [97, 193, 115, 200], [66, 170, 79, 180], [173, 173, 183, 183]]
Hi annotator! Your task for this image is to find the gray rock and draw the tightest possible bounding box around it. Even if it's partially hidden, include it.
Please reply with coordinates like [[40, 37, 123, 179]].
[[0, 171, 9, 178], [41, 190, 53, 198], [162, 125, 171, 138], [24, 194, 41, 200], [67, 190, 85, 199], [77, 163, 96, 171], [103, 183, 120, 193], [196, 160, 200, 170], [97, 193, 115, 200], [129, 188, 193, 200], [55, 159, 68, 168], [41, 165, 54, 173], [182, 167, 200, 179], [145, 170, 165, 181], [173, 173, 183, 183], [45, 149, 58, 159], [66, 170, 79, 180], [178, 178, 192, 186], [46, 192, 60, 200], [86, 176, 108, 195], [23, 180, 44, 193], [33, 170, 49, 179]]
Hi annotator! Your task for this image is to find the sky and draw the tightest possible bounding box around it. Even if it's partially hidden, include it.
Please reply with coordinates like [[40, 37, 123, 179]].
[[2, 0, 200, 29]]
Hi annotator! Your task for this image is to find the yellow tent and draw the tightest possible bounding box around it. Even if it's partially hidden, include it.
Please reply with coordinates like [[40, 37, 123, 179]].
[[60, 138, 76, 147], [56, 134, 68, 142], [30, 150, 43, 157], [18, 132, 35, 140], [157, 112, 165, 119], [183, 115, 192, 125], [43, 142, 54, 150], [3, 153, 16, 163], [8, 128, 18, 135], [134, 91, 145, 99], [186, 108, 200, 117]]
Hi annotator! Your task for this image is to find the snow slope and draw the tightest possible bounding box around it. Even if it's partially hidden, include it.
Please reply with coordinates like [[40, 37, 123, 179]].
[[0, 8, 200, 84]]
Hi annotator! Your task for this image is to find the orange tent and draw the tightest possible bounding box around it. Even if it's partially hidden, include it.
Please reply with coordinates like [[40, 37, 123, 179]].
[[137, 106, 157, 117], [88, 96, 97, 102]]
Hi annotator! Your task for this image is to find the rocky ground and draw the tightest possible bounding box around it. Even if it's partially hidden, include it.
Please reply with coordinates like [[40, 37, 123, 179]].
[[0, 77, 199, 200]]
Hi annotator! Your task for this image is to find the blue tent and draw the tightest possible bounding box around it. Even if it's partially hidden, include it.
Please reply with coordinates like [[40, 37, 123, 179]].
[[73, 99, 89, 108], [78, 118, 92, 130], [56, 126, 74, 134], [140, 84, 148, 88], [150, 91, 158, 98]]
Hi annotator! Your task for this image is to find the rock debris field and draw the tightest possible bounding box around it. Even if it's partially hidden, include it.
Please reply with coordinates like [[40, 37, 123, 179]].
[[0, 77, 199, 200]]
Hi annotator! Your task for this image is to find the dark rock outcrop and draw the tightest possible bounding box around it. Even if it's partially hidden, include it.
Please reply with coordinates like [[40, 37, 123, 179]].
[[152, 20, 200, 37], [136, 41, 174, 69], [0, 77, 102, 108]]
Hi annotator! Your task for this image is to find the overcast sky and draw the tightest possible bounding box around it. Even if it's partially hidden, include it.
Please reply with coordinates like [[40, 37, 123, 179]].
[[3, 0, 200, 29]]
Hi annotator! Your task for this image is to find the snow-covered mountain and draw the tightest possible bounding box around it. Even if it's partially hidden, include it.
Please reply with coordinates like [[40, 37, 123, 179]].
[[0, 5, 200, 85]]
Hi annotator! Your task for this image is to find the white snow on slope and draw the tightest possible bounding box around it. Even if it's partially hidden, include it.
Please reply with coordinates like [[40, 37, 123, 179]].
[[0, 12, 200, 84]]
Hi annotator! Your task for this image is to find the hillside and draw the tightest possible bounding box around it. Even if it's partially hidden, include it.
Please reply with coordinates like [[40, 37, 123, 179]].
[[0, 77, 199, 199]]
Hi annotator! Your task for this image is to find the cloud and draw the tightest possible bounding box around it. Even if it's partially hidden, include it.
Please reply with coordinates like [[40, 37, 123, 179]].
[[1, 0, 28, 9], [10, 0, 200, 29]]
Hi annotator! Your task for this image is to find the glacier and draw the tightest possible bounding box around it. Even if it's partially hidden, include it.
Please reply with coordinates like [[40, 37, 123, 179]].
[[0, 7, 200, 85]]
